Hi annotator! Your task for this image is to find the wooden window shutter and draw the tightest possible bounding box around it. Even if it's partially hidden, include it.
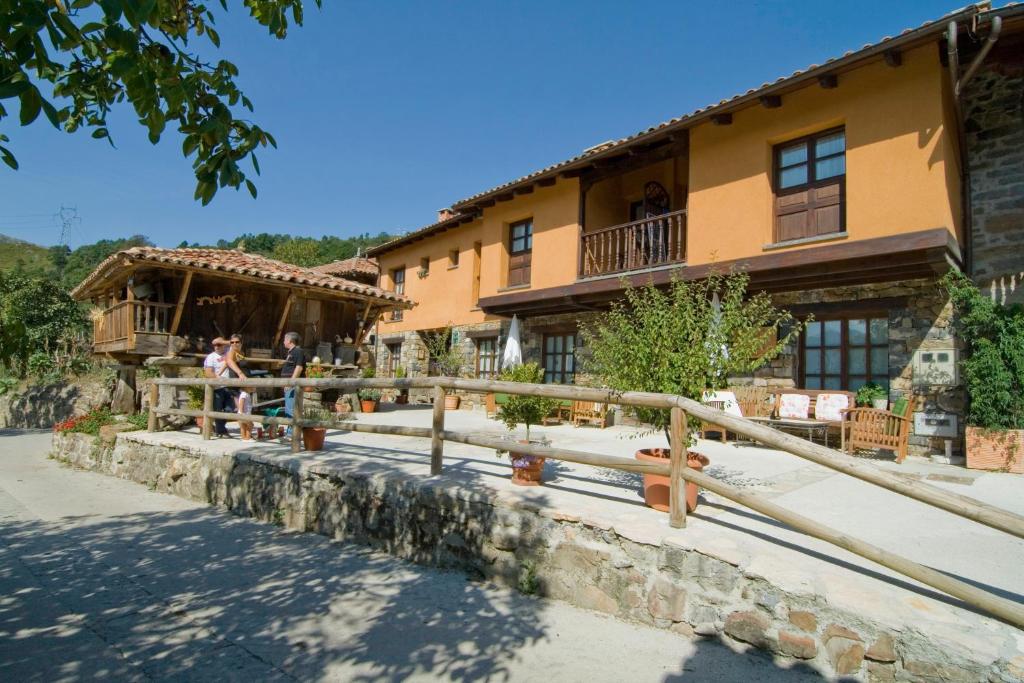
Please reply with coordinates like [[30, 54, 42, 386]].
[[773, 128, 845, 242]]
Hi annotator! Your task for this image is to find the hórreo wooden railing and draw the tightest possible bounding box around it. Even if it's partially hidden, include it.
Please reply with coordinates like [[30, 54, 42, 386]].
[[94, 300, 175, 346], [580, 209, 687, 278], [148, 375, 1024, 628]]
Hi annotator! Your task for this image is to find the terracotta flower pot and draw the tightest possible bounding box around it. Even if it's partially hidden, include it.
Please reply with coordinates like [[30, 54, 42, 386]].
[[635, 448, 710, 512], [444, 394, 461, 410], [360, 399, 378, 413], [302, 427, 326, 451], [966, 426, 1024, 473], [510, 442, 546, 486]]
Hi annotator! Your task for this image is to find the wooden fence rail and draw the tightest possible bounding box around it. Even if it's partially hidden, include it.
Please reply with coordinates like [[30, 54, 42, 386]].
[[148, 375, 1024, 628]]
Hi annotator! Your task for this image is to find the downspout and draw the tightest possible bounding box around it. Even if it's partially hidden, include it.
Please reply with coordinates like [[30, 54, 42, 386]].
[[947, 15, 1003, 275]]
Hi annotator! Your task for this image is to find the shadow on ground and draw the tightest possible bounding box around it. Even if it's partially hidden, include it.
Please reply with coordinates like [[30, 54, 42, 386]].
[[0, 502, 826, 681]]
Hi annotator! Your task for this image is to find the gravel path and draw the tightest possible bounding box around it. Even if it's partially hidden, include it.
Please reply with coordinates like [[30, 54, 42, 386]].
[[0, 429, 822, 682]]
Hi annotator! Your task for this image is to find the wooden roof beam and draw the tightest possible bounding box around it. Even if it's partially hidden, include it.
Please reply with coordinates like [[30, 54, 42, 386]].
[[759, 94, 782, 109], [514, 185, 535, 195], [536, 176, 557, 187], [818, 74, 838, 89], [884, 49, 902, 67], [710, 113, 733, 125]]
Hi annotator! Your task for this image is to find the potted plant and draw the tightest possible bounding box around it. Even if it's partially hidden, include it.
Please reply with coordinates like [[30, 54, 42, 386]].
[[359, 388, 381, 413], [186, 385, 204, 428], [581, 269, 803, 511], [301, 406, 331, 451], [494, 363, 559, 485], [393, 366, 409, 404], [304, 360, 328, 400], [424, 325, 465, 409], [856, 381, 889, 410], [944, 271, 1024, 473]]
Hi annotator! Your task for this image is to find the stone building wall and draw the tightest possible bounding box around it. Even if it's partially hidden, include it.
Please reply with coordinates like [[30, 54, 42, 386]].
[[768, 277, 963, 457], [964, 56, 1024, 304]]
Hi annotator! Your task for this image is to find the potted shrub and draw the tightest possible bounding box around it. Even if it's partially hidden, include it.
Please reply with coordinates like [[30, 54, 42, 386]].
[[944, 272, 1024, 473], [301, 406, 331, 451], [581, 269, 803, 511], [186, 385, 204, 428], [856, 381, 889, 410], [359, 388, 381, 413], [495, 363, 559, 486], [394, 366, 409, 404], [424, 325, 465, 409], [304, 360, 327, 400]]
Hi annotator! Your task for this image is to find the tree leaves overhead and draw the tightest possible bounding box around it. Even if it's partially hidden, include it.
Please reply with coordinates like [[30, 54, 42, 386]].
[[0, 0, 321, 203]]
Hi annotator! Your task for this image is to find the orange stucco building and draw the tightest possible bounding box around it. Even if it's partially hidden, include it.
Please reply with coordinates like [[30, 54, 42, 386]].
[[368, 4, 1024, 457]]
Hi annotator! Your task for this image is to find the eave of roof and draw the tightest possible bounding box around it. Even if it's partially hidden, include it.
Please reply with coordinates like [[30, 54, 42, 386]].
[[365, 213, 471, 257], [71, 247, 412, 307], [448, 3, 991, 210]]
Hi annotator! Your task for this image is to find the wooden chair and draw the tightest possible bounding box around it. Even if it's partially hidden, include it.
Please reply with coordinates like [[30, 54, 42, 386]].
[[571, 401, 607, 428], [700, 400, 728, 442], [728, 385, 773, 419], [485, 393, 498, 418], [840, 407, 911, 463]]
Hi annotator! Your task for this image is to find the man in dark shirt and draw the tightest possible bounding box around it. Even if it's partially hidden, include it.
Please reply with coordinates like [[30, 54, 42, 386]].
[[281, 332, 305, 434]]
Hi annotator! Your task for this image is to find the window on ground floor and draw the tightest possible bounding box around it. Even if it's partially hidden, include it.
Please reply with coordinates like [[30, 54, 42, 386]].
[[543, 333, 576, 384], [385, 342, 402, 377], [800, 316, 889, 391], [475, 337, 498, 379]]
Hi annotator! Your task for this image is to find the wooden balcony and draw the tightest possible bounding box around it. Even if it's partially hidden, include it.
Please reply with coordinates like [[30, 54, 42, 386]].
[[93, 300, 176, 355], [580, 209, 687, 278]]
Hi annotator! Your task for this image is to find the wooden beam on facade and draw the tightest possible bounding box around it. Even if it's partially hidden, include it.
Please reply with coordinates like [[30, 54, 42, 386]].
[[478, 198, 496, 208], [168, 271, 193, 337], [536, 176, 557, 187], [710, 113, 733, 125], [514, 185, 535, 195], [759, 94, 782, 109], [495, 192, 515, 202], [273, 293, 296, 349], [884, 49, 902, 67], [818, 74, 839, 89]]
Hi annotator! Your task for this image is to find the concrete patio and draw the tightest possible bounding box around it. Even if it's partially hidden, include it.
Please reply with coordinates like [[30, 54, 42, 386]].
[[56, 405, 1024, 678]]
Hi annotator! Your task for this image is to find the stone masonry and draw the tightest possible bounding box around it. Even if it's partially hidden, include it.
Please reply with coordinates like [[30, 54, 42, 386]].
[[964, 53, 1024, 305], [52, 430, 1024, 682]]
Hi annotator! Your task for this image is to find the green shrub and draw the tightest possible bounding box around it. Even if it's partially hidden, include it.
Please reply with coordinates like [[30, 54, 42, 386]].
[[855, 381, 887, 406], [943, 271, 1024, 430], [496, 363, 558, 442]]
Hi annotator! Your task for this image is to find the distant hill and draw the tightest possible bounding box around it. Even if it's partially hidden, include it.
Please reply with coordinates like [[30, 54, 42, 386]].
[[0, 234, 52, 275]]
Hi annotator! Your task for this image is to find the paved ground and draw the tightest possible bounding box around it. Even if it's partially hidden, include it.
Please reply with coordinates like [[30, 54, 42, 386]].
[[127, 403, 1024, 661], [0, 430, 823, 682]]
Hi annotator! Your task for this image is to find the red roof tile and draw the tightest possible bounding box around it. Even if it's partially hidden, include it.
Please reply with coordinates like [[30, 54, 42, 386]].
[[309, 256, 379, 279], [71, 247, 410, 307]]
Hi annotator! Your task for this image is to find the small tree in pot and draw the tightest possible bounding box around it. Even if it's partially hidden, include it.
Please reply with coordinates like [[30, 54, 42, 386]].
[[581, 269, 803, 511], [424, 325, 465, 409], [496, 363, 559, 486]]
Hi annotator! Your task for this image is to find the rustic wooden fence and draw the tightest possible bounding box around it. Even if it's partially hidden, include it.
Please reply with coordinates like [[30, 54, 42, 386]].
[[149, 375, 1024, 628]]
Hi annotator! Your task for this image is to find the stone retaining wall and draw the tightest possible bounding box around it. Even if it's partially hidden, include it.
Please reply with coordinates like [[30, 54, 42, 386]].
[[52, 431, 1023, 682]]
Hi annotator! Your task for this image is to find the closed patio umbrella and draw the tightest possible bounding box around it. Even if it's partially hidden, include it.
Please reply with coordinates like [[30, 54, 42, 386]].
[[502, 315, 523, 369]]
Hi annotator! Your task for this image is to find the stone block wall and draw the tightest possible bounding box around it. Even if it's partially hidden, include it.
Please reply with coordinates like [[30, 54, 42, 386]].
[[964, 56, 1024, 305]]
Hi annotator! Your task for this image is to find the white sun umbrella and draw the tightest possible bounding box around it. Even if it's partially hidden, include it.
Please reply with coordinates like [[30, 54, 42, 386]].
[[502, 315, 523, 368]]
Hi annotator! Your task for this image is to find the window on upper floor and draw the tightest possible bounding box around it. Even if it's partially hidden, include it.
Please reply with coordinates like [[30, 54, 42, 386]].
[[449, 249, 460, 268], [419, 256, 430, 276], [508, 219, 533, 287], [390, 267, 405, 321], [774, 128, 846, 243]]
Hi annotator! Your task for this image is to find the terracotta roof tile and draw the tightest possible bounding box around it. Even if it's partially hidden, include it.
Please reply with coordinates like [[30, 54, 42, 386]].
[[309, 256, 379, 278], [71, 247, 410, 306]]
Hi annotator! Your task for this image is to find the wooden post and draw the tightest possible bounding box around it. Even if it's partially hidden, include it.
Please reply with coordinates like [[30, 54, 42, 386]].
[[168, 271, 192, 337], [147, 382, 158, 432], [431, 385, 445, 475], [273, 293, 296, 349], [669, 406, 688, 528], [201, 384, 213, 440], [292, 382, 304, 453]]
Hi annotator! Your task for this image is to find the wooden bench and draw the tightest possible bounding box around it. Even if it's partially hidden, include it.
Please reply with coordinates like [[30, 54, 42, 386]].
[[571, 401, 608, 428], [763, 389, 856, 447]]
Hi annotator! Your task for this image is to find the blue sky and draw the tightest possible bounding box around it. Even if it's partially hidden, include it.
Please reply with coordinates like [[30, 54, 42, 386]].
[[0, 1, 960, 248]]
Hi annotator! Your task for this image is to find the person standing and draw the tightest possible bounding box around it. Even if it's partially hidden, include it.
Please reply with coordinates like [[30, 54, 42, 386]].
[[227, 334, 253, 440], [203, 337, 245, 437], [280, 332, 305, 438]]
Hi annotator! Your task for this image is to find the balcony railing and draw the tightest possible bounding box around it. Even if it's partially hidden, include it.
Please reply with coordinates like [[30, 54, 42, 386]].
[[580, 208, 687, 278], [93, 300, 175, 349]]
